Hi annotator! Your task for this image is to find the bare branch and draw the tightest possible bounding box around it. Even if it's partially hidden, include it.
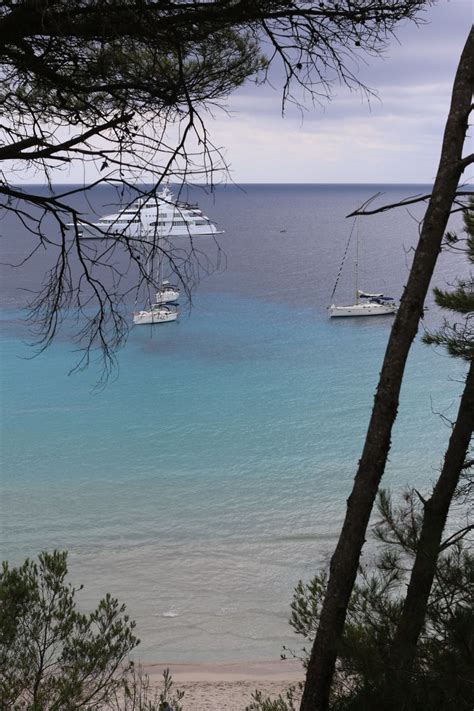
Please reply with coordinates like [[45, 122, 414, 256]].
[[440, 524, 474, 551], [459, 152, 474, 170], [347, 190, 474, 217]]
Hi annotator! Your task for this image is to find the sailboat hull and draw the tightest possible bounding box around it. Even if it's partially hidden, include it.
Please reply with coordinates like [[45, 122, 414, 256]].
[[154, 287, 180, 304], [133, 308, 178, 325], [329, 302, 398, 318]]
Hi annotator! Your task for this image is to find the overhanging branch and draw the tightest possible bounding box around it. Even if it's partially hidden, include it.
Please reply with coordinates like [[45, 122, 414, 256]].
[[347, 190, 474, 217]]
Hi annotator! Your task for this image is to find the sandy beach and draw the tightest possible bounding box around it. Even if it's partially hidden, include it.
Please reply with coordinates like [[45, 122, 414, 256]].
[[145, 660, 304, 710]]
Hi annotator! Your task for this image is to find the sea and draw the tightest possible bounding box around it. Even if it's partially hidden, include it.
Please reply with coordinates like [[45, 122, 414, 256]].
[[0, 184, 469, 663]]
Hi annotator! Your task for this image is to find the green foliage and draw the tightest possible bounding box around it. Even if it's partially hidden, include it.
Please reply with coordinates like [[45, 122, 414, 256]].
[[288, 574, 327, 645], [246, 686, 301, 711], [118, 666, 184, 711], [249, 490, 474, 711], [5, 27, 266, 123], [423, 196, 474, 360], [0, 550, 139, 709]]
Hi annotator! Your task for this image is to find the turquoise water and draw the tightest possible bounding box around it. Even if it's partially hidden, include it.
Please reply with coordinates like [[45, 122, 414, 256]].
[[0, 185, 468, 661]]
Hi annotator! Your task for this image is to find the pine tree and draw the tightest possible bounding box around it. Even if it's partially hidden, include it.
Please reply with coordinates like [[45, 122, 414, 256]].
[[423, 195, 474, 359], [300, 28, 474, 710], [386, 196, 474, 710]]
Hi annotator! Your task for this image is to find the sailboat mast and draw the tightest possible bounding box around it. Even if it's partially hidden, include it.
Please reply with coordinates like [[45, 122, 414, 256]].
[[355, 222, 359, 304], [157, 201, 162, 285]]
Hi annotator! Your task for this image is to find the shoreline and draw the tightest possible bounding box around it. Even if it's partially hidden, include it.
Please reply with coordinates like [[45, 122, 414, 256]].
[[144, 660, 304, 710], [144, 658, 303, 682]]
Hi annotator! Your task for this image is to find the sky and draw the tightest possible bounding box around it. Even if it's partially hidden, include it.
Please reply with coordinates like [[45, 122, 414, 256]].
[[208, 0, 472, 184], [8, 0, 473, 185]]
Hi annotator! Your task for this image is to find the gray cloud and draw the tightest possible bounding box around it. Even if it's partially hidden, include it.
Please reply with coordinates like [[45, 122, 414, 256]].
[[12, 0, 470, 185], [232, 1, 470, 108], [203, 0, 472, 182]]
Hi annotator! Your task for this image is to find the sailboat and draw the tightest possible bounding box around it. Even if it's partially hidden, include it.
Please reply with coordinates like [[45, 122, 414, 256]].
[[328, 221, 398, 318], [133, 218, 180, 325], [133, 273, 180, 324], [154, 280, 180, 305], [133, 303, 178, 325]]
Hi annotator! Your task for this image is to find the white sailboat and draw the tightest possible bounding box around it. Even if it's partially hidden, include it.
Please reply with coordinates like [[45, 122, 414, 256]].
[[133, 230, 180, 325], [133, 270, 180, 324], [329, 292, 398, 317], [133, 303, 178, 325], [328, 222, 398, 318], [154, 280, 180, 305]]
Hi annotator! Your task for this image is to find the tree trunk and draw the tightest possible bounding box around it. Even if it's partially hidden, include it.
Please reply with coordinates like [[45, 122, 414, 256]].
[[387, 359, 474, 710], [300, 26, 474, 711]]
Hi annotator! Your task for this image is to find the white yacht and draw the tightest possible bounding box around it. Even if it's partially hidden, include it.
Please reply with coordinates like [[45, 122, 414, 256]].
[[83, 186, 223, 238], [329, 291, 398, 318], [133, 303, 179, 326]]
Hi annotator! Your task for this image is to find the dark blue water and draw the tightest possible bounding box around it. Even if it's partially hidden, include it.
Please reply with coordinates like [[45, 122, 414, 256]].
[[0, 184, 468, 662]]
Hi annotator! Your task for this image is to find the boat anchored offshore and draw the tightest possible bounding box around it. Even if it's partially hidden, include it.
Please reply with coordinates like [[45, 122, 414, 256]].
[[133, 272, 180, 325], [328, 220, 398, 318], [154, 280, 180, 305], [329, 290, 398, 317], [81, 186, 223, 238], [133, 303, 178, 326]]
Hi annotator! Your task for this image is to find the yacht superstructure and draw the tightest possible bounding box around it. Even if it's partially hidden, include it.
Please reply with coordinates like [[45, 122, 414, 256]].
[[83, 186, 223, 238]]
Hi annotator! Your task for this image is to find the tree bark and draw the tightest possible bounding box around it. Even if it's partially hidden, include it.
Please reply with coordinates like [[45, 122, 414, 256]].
[[300, 26, 474, 711], [387, 359, 474, 710]]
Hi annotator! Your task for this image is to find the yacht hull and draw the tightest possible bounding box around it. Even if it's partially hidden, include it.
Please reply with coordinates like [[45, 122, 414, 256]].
[[87, 225, 222, 238], [329, 303, 398, 318]]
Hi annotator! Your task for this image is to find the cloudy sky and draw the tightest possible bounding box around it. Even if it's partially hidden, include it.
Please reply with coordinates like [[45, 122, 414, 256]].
[[208, 0, 472, 183], [10, 0, 472, 186]]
